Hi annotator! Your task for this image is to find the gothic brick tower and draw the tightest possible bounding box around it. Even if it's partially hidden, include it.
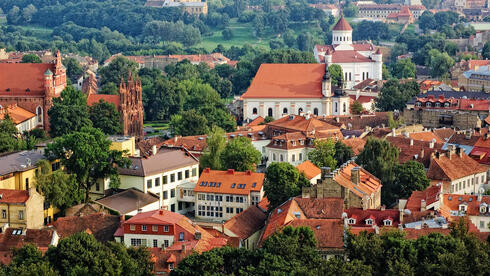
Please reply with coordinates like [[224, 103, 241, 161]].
[[119, 72, 144, 138]]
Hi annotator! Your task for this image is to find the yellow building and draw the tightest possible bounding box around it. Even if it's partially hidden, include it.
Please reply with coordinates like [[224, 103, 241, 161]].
[[109, 136, 136, 157], [0, 188, 45, 229], [0, 150, 59, 224]]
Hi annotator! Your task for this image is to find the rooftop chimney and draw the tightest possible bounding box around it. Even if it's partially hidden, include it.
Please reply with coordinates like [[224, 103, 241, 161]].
[[456, 146, 463, 157], [351, 167, 361, 185], [227, 169, 234, 174], [421, 199, 426, 212], [410, 139, 414, 146], [159, 210, 164, 215], [152, 145, 157, 156], [195, 231, 201, 240], [321, 167, 331, 179], [429, 141, 434, 149]]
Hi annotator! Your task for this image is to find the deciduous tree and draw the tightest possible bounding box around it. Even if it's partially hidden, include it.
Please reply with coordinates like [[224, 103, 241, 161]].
[[89, 99, 122, 135], [264, 162, 310, 209], [21, 53, 41, 63], [308, 139, 337, 169], [220, 136, 261, 172], [199, 126, 227, 170], [169, 110, 209, 136]]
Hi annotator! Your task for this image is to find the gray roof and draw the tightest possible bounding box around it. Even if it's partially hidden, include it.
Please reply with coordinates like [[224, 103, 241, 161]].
[[0, 150, 45, 176], [96, 188, 159, 214], [118, 147, 198, 177]]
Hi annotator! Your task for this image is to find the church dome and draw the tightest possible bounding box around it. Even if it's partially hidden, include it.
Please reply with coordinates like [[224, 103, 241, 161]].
[[332, 15, 352, 31]]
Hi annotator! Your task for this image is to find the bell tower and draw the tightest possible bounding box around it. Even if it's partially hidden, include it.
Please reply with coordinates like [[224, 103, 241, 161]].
[[322, 64, 332, 98]]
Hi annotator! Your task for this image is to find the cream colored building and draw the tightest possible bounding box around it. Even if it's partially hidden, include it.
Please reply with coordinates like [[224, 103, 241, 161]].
[[194, 169, 264, 222], [0, 188, 45, 229], [458, 66, 490, 93]]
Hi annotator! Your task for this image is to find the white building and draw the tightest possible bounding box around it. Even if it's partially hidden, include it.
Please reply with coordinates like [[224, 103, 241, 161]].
[[241, 63, 351, 121], [117, 146, 199, 214], [313, 15, 383, 89]]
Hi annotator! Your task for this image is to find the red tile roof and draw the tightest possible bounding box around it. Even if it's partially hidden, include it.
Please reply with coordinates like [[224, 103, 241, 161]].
[[247, 116, 265, 126], [0, 228, 55, 265], [405, 184, 442, 211], [346, 208, 400, 227], [0, 63, 55, 95], [86, 94, 120, 108], [408, 132, 443, 143], [332, 14, 352, 31], [53, 213, 120, 242], [468, 60, 490, 70], [268, 115, 340, 133], [342, 138, 366, 155], [0, 190, 29, 204], [427, 151, 486, 182], [386, 136, 444, 168], [0, 104, 36, 124], [333, 162, 381, 197], [241, 64, 325, 99], [440, 194, 490, 218], [294, 197, 344, 219], [296, 160, 321, 180], [331, 50, 375, 63], [266, 130, 343, 150], [433, 128, 455, 142], [287, 219, 344, 248], [469, 146, 490, 165], [194, 169, 264, 195], [224, 205, 267, 240]]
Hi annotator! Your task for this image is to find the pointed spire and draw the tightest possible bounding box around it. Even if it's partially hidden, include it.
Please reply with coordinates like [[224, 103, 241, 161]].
[[332, 14, 353, 31], [55, 50, 62, 67]]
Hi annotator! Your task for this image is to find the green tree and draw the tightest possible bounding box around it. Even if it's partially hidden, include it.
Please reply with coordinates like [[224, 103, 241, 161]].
[[297, 32, 314, 52], [45, 127, 130, 201], [220, 136, 261, 172], [418, 11, 437, 31], [106, 242, 154, 276], [319, 258, 373, 276], [98, 56, 138, 88], [0, 114, 21, 153], [48, 86, 92, 137], [46, 232, 122, 275], [382, 63, 391, 80], [169, 110, 209, 136], [389, 161, 430, 204], [89, 100, 122, 135], [21, 54, 41, 63], [334, 141, 354, 166], [199, 126, 227, 170], [21, 4, 37, 23], [308, 139, 337, 169], [428, 49, 455, 78], [34, 160, 82, 211], [356, 137, 399, 204], [62, 57, 84, 84], [222, 28, 234, 40], [328, 64, 343, 86], [376, 79, 419, 111], [6, 6, 21, 25], [351, 101, 364, 115], [482, 41, 490, 60], [264, 162, 310, 209], [392, 58, 416, 79]]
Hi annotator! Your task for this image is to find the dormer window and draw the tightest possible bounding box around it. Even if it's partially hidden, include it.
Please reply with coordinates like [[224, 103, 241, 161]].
[[426, 102, 431, 107], [300, 140, 304, 145], [292, 140, 296, 146], [459, 204, 467, 212], [444, 102, 450, 107], [348, 218, 356, 225], [365, 219, 373, 225], [416, 102, 421, 107], [480, 203, 487, 214], [383, 219, 392, 226], [435, 102, 441, 107]]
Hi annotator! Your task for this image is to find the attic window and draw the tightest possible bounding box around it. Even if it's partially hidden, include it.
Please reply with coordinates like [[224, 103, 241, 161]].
[[383, 219, 392, 226], [348, 218, 356, 224], [448, 196, 452, 201], [292, 141, 296, 146], [25, 88, 30, 92], [6, 88, 10, 92], [252, 182, 257, 188], [217, 182, 221, 187], [231, 183, 236, 188], [480, 205, 487, 213], [365, 219, 373, 225], [459, 204, 467, 212]]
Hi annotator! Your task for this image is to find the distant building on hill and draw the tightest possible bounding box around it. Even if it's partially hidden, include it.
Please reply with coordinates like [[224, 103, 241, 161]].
[[145, 0, 208, 14]]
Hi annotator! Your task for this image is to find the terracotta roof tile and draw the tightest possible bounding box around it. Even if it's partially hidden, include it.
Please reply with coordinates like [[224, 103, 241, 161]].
[[332, 15, 352, 31], [247, 116, 265, 126], [321, 113, 389, 130], [268, 115, 340, 132], [0, 228, 55, 265], [386, 136, 444, 168], [87, 94, 120, 108], [433, 128, 455, 142], [296, 160, 321, 180], [241, 64, 325, 99], [427, 151, 486, 181], [287, 219, 344, 249], [0, 190, 29, 204], [405, 184, 442, 211], [294, 197, 344, 219], [96, 188, 159, 214], [333, 162, 381, 197], [346, 208, 400, 227], [53, 213, 120, 242], [0, 63, 55, 95], [341, 138, 366, 155], [224, 205, 267, 240], [440, 194, 490, 218], [194, 169, 264, 195], [408, 132, 443, 143], [0, 104, 36, 124]]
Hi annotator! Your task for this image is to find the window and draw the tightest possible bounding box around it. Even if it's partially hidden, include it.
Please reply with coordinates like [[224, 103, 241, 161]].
[[178, 202, 183, 211], [226, 207, 233, 213], [236, 208, 243, 214], [198, 194, 205, 200], [163, 191, 168, 200], [142, 225, 147, 231], [153, 239, 158, 248], [36, 106, 43, 123], [459, 204, 467, 212], [131, 239, 145, 247], [313, 108, 319, 116], [179, 232, 184, 241], [348, 72, 352, 81], [169, 263, 174, 270], [298, 108, 303, 115], [426, 102, 431, 107], [18, 211, 23, 220], [155, 177, 160, 187], [152, 225, 158, 232], [365, 219, 373, 225], [292, 154, 296, 162], [268, 108, 273, 117], [171, 189, 175, 198], [170, 174, 175, 182], [299, 153, 303, 161], [283, 108, 288, 114], [96, 183, 100, 191], [480, 221, 485, 228], [272, 153, 276, 161], [384, 220, 392, 226], [348, 218, 356, 224], [192, 168, 197, 177], [252, 108, 258, 114], [171, 204, 175, 212], [444, 102, 450, 107], [216, 195, 223, 201], [335, 102, 338, 113], [435, 102, 441, 107], [178, 172, 182, 181], [147, 179, 152, 189], [1, 210, 5, 219], [25, 178, 29, 190], [163, 175, 168, 184], [164, 240, 169, 248], [416, 102, 422, 107], [164, 225, 169, 232], [280, 154, 284, 162], [185, 170, 189, 179], [130, 224, 136, 231], [343, 103, 346, 113], [207, 194, 214, 201]]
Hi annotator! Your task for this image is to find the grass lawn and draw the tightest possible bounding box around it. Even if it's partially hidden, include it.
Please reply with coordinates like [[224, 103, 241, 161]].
[[18, 25, 53, 40], [144, 122, 169, 130], [0, 16, 6, 25]]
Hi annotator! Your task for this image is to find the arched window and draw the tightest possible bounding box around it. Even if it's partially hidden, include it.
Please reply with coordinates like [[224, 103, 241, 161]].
[[272, 153, 276, 161], [435, 102, 441, 107], [335, 102, 338, 113], [313, 108, 319, 116], [280, 154, 284, 162], [36, 106, 43, 123], [426, 102, 431, 107], [343, 103, 346, 113], [298, 108, 303, 115], [444, 102, 450, 107], [268, 108, 273, 117], [252, 107, 258, 115], [283, 107, 288, 114]]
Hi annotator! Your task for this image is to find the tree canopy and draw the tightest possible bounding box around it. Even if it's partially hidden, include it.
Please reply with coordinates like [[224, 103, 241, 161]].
[[89, 99, 122, 135], [308, 139, 337, 169], [376, 79, 420, 112], [220, 136, 261, 172]]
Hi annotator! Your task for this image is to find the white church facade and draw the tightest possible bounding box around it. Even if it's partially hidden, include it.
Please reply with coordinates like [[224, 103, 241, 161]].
[[313, 15, 383, 89], [241, 63, 350, 121]]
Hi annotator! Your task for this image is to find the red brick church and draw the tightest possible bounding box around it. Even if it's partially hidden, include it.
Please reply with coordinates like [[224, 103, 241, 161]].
[[87, 72, 144, 138], [0, 51, 67, 131]]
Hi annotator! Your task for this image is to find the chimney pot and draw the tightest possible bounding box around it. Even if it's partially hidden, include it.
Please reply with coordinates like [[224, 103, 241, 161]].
[[152, 145, 157, 156], [227, 169, 234, 174], [351, 167, 361, 185], [159, 210, 164, 215]]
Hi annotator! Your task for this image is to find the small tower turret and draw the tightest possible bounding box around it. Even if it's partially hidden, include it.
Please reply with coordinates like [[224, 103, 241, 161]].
[[322, 64, 332, 97], [325, 48, 333, 65]]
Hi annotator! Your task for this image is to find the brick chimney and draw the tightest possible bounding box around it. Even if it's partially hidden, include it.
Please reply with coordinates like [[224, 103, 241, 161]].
[[456, 147, 463, 157], [420, 199, 426, 212], [321, 167, 332, 180], [227, 169, 234, 174], [351, 167, 361, 185], [194, 231, 201, 240]]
